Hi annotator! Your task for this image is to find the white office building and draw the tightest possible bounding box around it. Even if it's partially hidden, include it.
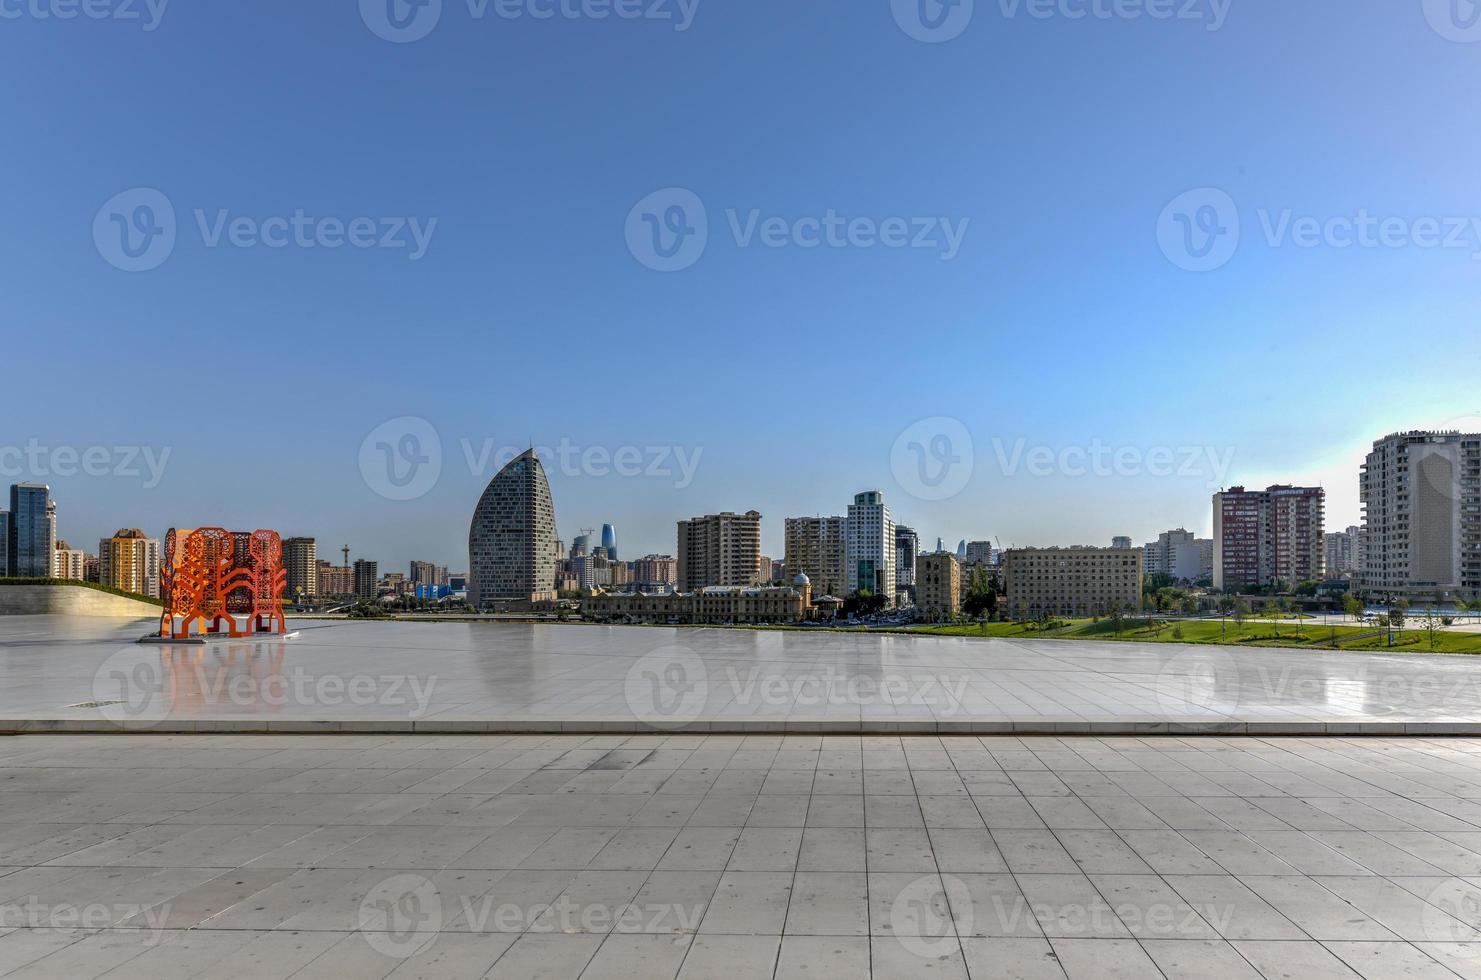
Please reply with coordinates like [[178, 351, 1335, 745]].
[[845, 490, 896, 597]]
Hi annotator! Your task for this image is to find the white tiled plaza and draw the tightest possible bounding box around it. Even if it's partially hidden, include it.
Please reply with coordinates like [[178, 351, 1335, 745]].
[[6, 733, 1481, 978], [3, 617, 1481, 734]]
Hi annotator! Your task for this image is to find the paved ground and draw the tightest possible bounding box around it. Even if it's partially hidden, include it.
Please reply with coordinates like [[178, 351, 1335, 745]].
[[5, 617, 1481, 734], [6, 734, 1481, 977]]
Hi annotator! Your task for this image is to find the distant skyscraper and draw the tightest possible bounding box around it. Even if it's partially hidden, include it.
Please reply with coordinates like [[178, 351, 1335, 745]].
[[601, 523, 617, 560], [1143, 528, 1214, 583], [955, 539, 967, 559], [1361, 430, 1480, 599], [677, 511, 762, 591], [468, 448, 560, 607], [316, 560, 353, 598], [353, 559, 379, 601], [0, 510, 9, 576], [784, 515, 847, 598], [283, 537, 318, 599], [1213, 485, 1325, 590], [895, 525, 919, 590], [98, 529, 161, 597], [1112, 536, 1133, 550], [7, 484, 55, 578], [964, 540, 994, 565], [846, 491, 895, 596]]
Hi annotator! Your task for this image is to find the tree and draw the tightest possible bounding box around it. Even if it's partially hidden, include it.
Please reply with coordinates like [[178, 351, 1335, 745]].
[[1108, 602, 1125, 639], [1422, 605, 1443, 651], [1343, 592, 1364, 623], [1014, 599, 1028, 624], [1232, 598, 1249, 634]]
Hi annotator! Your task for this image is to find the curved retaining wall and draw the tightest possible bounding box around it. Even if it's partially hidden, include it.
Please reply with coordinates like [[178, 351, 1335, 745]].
[[0, 585, 161, 618]]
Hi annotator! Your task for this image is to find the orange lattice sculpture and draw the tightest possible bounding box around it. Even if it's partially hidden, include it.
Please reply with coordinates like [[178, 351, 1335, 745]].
[[159, 527, 288, 639]]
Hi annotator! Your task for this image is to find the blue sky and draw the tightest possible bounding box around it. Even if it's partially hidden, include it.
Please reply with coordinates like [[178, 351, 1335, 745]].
[[4, 0, 1480, 569]]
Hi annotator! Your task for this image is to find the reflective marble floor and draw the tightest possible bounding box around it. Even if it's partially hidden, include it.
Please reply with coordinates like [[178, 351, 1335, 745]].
[[5, 734, 1481, 978], [3, 616, 1481, 734]]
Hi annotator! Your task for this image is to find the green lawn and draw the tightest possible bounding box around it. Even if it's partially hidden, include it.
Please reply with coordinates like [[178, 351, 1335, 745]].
[[910, 616, 1481, 653]]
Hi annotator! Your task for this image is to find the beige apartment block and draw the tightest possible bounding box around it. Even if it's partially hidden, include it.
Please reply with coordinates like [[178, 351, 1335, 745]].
[[676, 511, 762, 591], [916, 552, 961, 622], [783, 515, 847, 598], [1004, 546, 1143, 618]]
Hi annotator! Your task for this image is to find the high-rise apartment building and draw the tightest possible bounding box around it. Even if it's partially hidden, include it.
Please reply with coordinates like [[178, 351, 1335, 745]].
[[97, 529, 161, 597], [1143, 528, 1214, 583], [0, 510, 8, 576], [1212, 485, 1326, 590], [1112, 536, 1134, 551], [1361, 430, 1481, 599], [1004, 546, 1144, 618], [52, 541, 86, 580], [916, 552, 961, 622], [316, 560, 353, 598], [7, 484, 55, 577], [353, 559, 379, 602], [895, 525, 919, 590], [282, 537, 317, 600], [676, 511, 762, 591], [845, 491, 895, 597], [632, 554, 678, 592], [964, 540, 994, 565], [784, 516, 847, 598], [468, 449, 560, 607], [1324, 530, 1356, 577]]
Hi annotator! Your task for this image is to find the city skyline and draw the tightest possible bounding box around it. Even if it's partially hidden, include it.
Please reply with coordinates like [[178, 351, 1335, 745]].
[[18, 415, 1480, 572], [7, 3, 1480, 575]]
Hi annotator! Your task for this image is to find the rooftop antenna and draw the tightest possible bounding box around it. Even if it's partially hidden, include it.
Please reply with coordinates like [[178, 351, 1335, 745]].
[[342, 544, 350, 570]]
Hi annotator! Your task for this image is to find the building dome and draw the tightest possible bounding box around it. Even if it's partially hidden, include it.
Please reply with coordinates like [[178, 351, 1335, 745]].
[[792, 572, 810, 587]]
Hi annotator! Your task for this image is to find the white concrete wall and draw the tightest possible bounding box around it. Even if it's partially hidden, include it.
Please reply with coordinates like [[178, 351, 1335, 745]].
[[0, 585, 161, 618]]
